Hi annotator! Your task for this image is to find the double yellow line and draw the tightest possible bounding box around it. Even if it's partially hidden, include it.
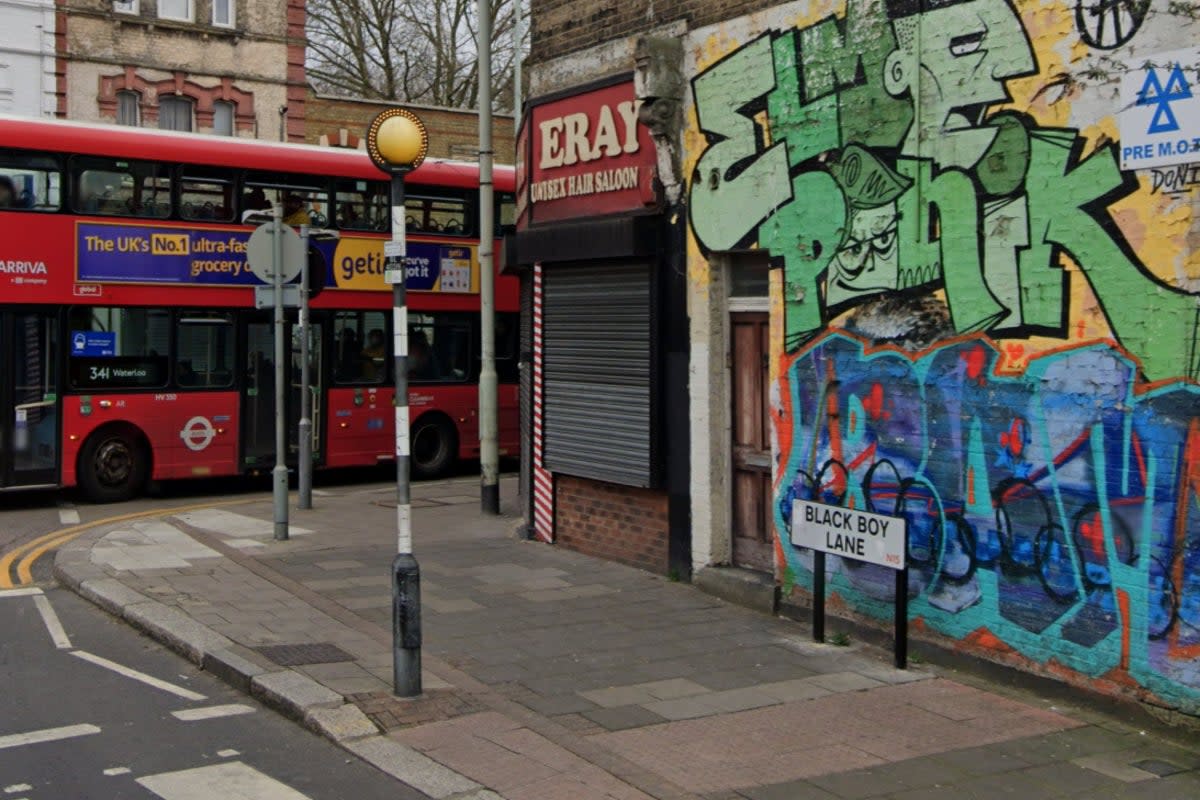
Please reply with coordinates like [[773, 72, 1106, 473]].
[[0, 499, 251, 589]]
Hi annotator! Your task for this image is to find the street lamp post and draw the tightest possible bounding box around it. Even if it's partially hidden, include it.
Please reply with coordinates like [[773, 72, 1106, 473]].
[[366, 108, 429, 698]]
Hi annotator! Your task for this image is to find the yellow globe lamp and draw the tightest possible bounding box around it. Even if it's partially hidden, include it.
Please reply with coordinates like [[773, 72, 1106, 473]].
[[367, 108, 429, 174]]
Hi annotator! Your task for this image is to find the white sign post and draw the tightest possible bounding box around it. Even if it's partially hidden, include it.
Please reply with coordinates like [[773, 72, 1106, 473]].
[[245, 217, 304, 541], [1118, 45, 1200, 171], [791, 500, 910, 668]]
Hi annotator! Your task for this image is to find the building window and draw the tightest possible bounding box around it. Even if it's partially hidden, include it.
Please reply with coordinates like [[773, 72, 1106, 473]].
[[158, 96, 193, 131], [158, 0, 192, 22], [113, 0, 139, 13], [116, 91, 140, 126], [212, 0, 234, 27], [213, 101, 234, 136]]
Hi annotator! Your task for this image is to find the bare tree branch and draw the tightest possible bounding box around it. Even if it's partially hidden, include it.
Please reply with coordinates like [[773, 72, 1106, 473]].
[[307, 0, 527, 111]]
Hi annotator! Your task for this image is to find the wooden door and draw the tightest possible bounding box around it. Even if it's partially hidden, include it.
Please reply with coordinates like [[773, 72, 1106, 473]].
[[731, 312, 772, 571]]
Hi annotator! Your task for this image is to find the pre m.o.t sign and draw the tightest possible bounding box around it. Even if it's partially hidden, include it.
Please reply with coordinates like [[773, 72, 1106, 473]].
[[790, 500, 906, 570]]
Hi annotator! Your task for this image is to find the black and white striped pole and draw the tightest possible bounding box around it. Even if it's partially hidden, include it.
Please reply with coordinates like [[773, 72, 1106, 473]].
[[367, 108, 429, 698]]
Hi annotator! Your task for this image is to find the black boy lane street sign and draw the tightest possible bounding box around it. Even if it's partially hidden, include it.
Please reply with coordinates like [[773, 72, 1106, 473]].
[[790, 500, 906, 569], [790, 498, 911, 669]]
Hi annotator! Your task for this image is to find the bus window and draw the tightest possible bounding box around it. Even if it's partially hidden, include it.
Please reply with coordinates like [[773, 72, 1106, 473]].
[[243, 173, 328, 227], [72, 157, 171, 218], [0, 150, 61, 211], [67, 307, 170, 390], [333, 179, 388, 231], [409, 313, 470, 383], [497, 192, 516, 230], [176, 312, 235, 388], [180, 167, 236, 222], [333, 310, 387, 384], [405, 194, 469, 235]]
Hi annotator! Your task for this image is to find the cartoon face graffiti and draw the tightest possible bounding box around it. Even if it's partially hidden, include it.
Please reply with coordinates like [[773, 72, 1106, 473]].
[[883, 0, 1037, 168], [828, 205, 900, 307], [824, 145, 912, 310]]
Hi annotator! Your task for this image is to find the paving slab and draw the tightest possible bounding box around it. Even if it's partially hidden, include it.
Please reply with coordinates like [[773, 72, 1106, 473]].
[[53, 475, 1200, 800]]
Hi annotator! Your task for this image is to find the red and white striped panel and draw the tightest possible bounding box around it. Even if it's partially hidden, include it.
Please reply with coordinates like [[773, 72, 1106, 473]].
[[532, 262, 554, 542]]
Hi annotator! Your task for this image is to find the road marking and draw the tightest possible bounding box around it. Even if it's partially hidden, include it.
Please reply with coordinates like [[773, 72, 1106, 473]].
[[0, 724, 100, 751], [0, 588, 42, 598], [32, 595, 72, 649], [57, 509, 81, 526], [71, 651, 206, 701], [217, 749, 239, 758], [137, 762, 313, 799], [0, 499, 256, 589], [5, 785, 32, 793], [171, 704, 254, 722], [103, 767, 131, 776]]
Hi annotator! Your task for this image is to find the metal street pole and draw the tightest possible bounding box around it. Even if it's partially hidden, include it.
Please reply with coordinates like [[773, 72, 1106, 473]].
[[298, 224, 313, 510], [478, 0, 499, 515], [272, 206, 289, 540], [389, 174, 420, 697], [513, 0, 522, 133], [366, 109, 429, 698]]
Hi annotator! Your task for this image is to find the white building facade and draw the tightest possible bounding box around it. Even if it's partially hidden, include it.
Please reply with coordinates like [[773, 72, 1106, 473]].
[[0, 0, 57, 117]]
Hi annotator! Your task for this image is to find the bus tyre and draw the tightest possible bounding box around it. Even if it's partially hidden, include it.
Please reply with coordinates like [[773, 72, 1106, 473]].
[[411, 417, 457, 479], [79, 429, 148, 503]]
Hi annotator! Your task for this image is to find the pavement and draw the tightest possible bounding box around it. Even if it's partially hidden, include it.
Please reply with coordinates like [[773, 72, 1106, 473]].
[[51, 475, 1200, 800]]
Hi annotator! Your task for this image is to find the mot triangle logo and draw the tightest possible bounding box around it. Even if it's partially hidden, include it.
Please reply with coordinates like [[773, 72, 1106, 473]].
[[1137, 64, 1193, 134]]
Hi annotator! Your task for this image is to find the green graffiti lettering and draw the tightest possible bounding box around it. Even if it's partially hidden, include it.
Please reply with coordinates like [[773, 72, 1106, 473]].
[[890, 159, 1007, 332], [798, 1, 909, 148], [766, 171, 846, 346], [769, 31, 839, 167], [690, 36, 792, 252], [686, 1, 1198, 380], [1028, 136, 1200, 381]]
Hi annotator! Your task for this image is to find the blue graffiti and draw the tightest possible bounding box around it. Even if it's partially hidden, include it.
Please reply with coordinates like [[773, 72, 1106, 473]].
[[777, 333, 1200, 711]]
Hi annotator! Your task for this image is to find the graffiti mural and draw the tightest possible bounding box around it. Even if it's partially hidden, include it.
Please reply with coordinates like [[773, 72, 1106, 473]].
[[686, 0, 1200, 711]]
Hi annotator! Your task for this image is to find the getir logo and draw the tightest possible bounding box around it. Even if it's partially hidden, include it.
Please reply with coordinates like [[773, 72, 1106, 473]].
[[333, 238, 387, 290]]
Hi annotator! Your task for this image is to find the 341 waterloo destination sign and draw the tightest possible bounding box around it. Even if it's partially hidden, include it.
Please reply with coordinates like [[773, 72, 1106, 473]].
[[517, 78, 658, 225]]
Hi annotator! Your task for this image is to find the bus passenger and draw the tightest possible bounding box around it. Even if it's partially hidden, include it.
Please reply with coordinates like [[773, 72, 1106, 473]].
[[0, 176, 15, 208], [361, 329, 386, 381], [283, 193, 311, 226], [337, 329, 360, 380], [409, 331, 435, 379]]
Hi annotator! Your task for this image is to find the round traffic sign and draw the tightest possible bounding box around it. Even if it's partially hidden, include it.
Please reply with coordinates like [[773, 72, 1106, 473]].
[[246, 221, 305, 284]]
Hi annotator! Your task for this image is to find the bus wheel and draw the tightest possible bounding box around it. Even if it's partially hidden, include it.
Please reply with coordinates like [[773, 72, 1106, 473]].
[[411, 417, 457, 479], [79, 428, 149, 503]]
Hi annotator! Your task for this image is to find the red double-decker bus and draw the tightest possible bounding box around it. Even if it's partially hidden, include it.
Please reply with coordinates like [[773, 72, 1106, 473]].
[[0, 116, 519, 502]]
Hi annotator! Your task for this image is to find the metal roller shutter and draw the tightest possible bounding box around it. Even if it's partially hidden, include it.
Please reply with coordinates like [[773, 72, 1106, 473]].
[[542, 261, 653, 487]]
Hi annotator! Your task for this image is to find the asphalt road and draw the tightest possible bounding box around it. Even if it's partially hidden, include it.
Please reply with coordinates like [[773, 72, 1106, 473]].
[[0, 584, 427, 799]]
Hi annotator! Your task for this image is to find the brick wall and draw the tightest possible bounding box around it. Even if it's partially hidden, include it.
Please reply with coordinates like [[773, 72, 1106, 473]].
[[528, 0, 779, 66], [58, 0, 298, 139], [680, 0, 1200, 718], [555, 476, 669, 575], [305, 91, 516, 164]]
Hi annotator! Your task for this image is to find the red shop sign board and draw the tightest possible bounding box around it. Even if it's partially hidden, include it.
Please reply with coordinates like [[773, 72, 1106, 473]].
[[517, 79, 658, 226]]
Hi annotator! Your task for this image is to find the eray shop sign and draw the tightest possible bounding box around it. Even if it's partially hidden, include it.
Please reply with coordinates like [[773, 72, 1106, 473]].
[[518, 78, 658, 225], [1119, 46, 1200, 170]]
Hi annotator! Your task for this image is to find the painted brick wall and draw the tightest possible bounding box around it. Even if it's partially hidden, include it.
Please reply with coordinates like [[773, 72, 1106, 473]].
[[682, 0, 1200, 719], [555, 476, 669, 575]]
